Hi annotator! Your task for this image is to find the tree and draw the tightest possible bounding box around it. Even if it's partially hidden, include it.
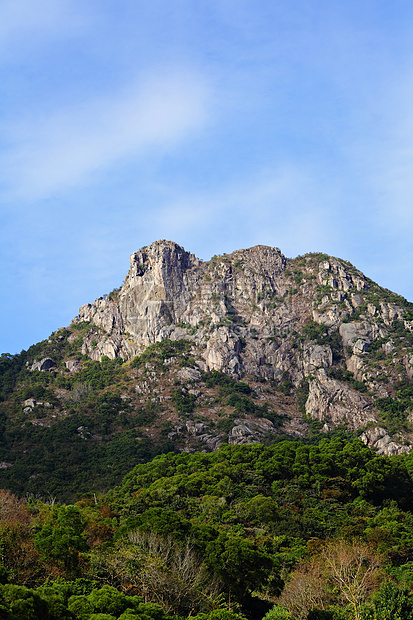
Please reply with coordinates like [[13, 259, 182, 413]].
[[278, 541, 384, 620], [0, 584, 50, 620], [277, 558, 327, 619], [0, 489, 31, 525], [263, 605, 295, 619], [90, 532, 222, 616], [34, 505, 87, 576], [360, 582, 413, 620], [322, 540, 384, 620], [192, 611, 247, 620], [0, 492, 41, 586], [205, 533, 274, 596]]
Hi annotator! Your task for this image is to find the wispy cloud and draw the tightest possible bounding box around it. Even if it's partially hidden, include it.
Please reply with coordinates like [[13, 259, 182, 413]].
[[0, 68, 211, 199]]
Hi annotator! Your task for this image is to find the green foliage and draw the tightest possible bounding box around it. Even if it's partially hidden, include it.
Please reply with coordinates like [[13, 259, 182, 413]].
[[328, 367, 367, 393], [273, 372, 293, 396], [263, 606, 293, 620], [205, 532, 275, 595], [225, 392, 267, 416], [2, 440, 413, 618], [35, 584, 75, 619], [67, 585, 173, 619], [293, 270, 304, 285], [108, 287, 121, 301], [35, 505, 87, 575], [315, 284, 333, 303], [360, 582, 413, 620], [0, 351, 29, 401], [131, 340, 192, 370], [375, 397, 410, 433], [302, 322, 343, 362], [172, 389, 197, 414], [193, 611, 246, 620], [201, 371, 251, 395], [296, 379, 309, 414], [0, 404, 169, 501], [201, 370, 268, 416], [371, 377, 413, 433], [0, 583, 52, 620]]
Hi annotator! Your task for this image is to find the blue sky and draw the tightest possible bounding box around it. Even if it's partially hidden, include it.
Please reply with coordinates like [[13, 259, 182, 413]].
[[1, 0, 413, 354]]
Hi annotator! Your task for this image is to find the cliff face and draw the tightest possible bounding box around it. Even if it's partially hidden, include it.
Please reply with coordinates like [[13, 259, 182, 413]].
[[67, 239, 413, 453], [77, 240, 288, 373]]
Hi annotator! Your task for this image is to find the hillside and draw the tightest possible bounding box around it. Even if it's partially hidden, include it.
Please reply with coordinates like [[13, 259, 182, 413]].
[[1, 240, 413, 498], [3, 439, 413, 619]]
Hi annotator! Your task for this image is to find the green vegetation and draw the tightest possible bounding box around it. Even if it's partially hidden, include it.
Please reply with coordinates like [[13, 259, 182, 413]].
[[2, 440, 413, 618], [7, 251, 413, 618], [0, 333, 190, 500], [202, 371, 268, 417], [131, 339, 193, 370], [172, 389, 197, 414], [296, 378, 309, 414], [328, 368, 367, 393], [301, 321, 343, 362], [372, 379, 413, 433]]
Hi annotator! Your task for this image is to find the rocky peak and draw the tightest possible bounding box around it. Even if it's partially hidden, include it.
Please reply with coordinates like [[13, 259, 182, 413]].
[[67, 240, 413, 452], [74, 241, 288, 362], [119, 240, 202, 344]]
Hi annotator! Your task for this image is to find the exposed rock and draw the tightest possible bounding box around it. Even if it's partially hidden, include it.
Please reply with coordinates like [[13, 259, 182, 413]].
[[188, 388, 201, 397], [228, 418, 276, 445], [305, 369, 375, 429], [0, 462, 13, 470], [65, 360, 82, 373], [186, 420, 209, 435], [196, 434, 223, 450], [229, 423, 255, 444], [359, 427, 411, 455], [176, 368, 201, 383], [379, 302, 404, 325], [30, 420, 51, 428], [404, 354, 413, 380], [29, 358, 55, 372], [345, 355, 366, 380], [68, 239, 413, 445], [383, 340, 395, 355], [302, 343, 332, 375], [23, 398, 36, 408], [340, 322, 374, 353], [77, 426, 92, 440], [74, 241, 286, 376], [22, 398, 52, 412]]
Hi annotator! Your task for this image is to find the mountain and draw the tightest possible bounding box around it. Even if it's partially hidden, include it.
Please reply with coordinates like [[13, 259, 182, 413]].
[[1, 239, 413, 499]]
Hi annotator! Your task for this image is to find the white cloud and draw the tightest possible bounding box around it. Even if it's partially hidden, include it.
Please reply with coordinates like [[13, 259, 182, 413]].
[[0, 69, 211, 199]]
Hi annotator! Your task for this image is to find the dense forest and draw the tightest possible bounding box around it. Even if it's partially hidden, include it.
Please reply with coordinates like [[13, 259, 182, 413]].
[[2, 438, 413, 618]]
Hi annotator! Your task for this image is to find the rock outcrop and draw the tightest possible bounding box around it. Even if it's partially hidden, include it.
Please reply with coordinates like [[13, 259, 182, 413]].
[[305, 369, 375, 430], [359, 427, 410, 456], [29, 357, 55, 372], [228, 418, 276, 445]]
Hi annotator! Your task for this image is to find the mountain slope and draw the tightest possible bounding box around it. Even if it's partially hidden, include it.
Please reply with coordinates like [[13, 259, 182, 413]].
[[1, 240, 413, 499]]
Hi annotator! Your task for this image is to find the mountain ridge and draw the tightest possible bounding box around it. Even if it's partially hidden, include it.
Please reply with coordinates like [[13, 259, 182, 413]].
[[71, 239, 413, 443], [2, 239, 413, 499]]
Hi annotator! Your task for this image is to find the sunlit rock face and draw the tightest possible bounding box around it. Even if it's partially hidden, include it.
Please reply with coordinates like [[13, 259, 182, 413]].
[[71, 239, 413, 451]]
